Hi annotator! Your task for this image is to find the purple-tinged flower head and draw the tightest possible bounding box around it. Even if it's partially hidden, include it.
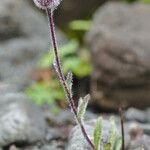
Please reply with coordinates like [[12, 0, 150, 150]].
[[33, 0, 61, 10]]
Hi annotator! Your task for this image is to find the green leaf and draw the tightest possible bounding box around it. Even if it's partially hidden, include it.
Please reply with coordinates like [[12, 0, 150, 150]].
[[66, 71, 73, 97], [62, 57, 80, 74], [69, 20, 92, 31], [38, 39, 92, 78], [114, 136, 122, 150], [25, 80, 65, 105], [62, 57, 92, 77], [107, 117, 117, 150], [94, 117, 103, 150], [77, 94, 90, 121]]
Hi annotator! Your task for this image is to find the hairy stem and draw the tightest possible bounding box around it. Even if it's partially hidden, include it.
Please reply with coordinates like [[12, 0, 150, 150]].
[[46, 8, 95, 150], [119, 108, 125, 150]]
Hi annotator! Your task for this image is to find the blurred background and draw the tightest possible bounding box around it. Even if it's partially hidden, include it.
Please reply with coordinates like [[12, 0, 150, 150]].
[[0, 0, 150, 150]]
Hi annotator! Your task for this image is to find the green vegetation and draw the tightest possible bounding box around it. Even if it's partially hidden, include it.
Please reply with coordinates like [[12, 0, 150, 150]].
[[93, 117, 122, 150], [38, 40, 92, 78], [94, 117, 102, 150], [69, 20, 92, 31], [77, 94, 90, 121], [76, 94, 122, 150], [25, 79, 64, 105], [139, 0, 150, 3]]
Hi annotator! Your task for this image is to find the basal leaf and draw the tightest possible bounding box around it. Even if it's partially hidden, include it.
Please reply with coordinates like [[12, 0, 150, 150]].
[[114, 136, 122, 150], [107, 117, 117, 150], [94, 117, 103, 150]]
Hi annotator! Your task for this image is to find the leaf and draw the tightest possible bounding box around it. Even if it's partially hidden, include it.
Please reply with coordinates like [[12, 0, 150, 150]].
[[25, 80, 65, 105], [66, 71, 73, 98], [113, 136, 122, 150], [94, 117, 103, 150], [77, 94, 90, 121], [62, 57, 80, 73], [107, 117, 117, 150], [62, 57, 92, 77]]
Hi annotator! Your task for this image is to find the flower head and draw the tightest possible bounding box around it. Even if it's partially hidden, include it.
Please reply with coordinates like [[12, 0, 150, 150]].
[[33, 0, 61, 10]]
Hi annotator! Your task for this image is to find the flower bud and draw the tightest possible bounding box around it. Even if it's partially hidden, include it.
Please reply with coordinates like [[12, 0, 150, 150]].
[[33, 0, 61, 10]]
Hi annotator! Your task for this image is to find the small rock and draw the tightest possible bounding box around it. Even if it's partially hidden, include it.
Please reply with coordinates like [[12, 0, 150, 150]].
[[130, 135, 150, 150], [9, 145, 21, 150], [0, 82, 19, 94], [45, 109, 74, 126], [0, 93, 48, 147], [128, 123, 143, 140], [40, 145, 61, 150], [127, 123, 150, 150], [46, 128, 65, 141], [126, 121, 150, 136], [146, 108, 150, 123], [125, 108, 148, 123]]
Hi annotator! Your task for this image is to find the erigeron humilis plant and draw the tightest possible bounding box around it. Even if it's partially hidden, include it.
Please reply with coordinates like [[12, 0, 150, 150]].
[[32, 0, 123, 150], [32, 0, 95, 149]]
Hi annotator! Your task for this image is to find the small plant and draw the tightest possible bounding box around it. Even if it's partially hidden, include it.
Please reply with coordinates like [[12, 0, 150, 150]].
[[94, 117, 122, 150], [32, 0, 95, 149], [93, 116, 122, 150], [32, 0, 122, 149]]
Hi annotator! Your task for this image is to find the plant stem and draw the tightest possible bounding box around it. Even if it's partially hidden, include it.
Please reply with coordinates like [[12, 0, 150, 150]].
[[119, 108, 125, 150], [47, 8, 77, 116], [46, 8, 95, 150]]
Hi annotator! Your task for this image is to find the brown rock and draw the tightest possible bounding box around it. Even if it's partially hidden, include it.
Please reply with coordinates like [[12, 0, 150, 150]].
[[86, 2, 150, 110]]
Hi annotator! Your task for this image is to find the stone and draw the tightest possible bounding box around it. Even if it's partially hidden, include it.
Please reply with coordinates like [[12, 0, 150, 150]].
[[125, 108, 149, 123], [40, 145, 61, 150], [146, 108, 150, 123], [25, 145, 62, 150], [0, 82, 19, 94], [129, 135, 150, 150], [86, 2, 150, 110], [127, 123, 150, 150], [45, 109, 74, 126], [0, 93, 48, 147], [126, 121, 150, 136], [0, 0, 66, 87], [45, 128, 65, 141]]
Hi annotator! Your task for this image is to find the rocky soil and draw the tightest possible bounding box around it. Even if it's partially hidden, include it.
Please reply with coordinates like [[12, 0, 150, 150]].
[[0, 1, 149, 150]]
